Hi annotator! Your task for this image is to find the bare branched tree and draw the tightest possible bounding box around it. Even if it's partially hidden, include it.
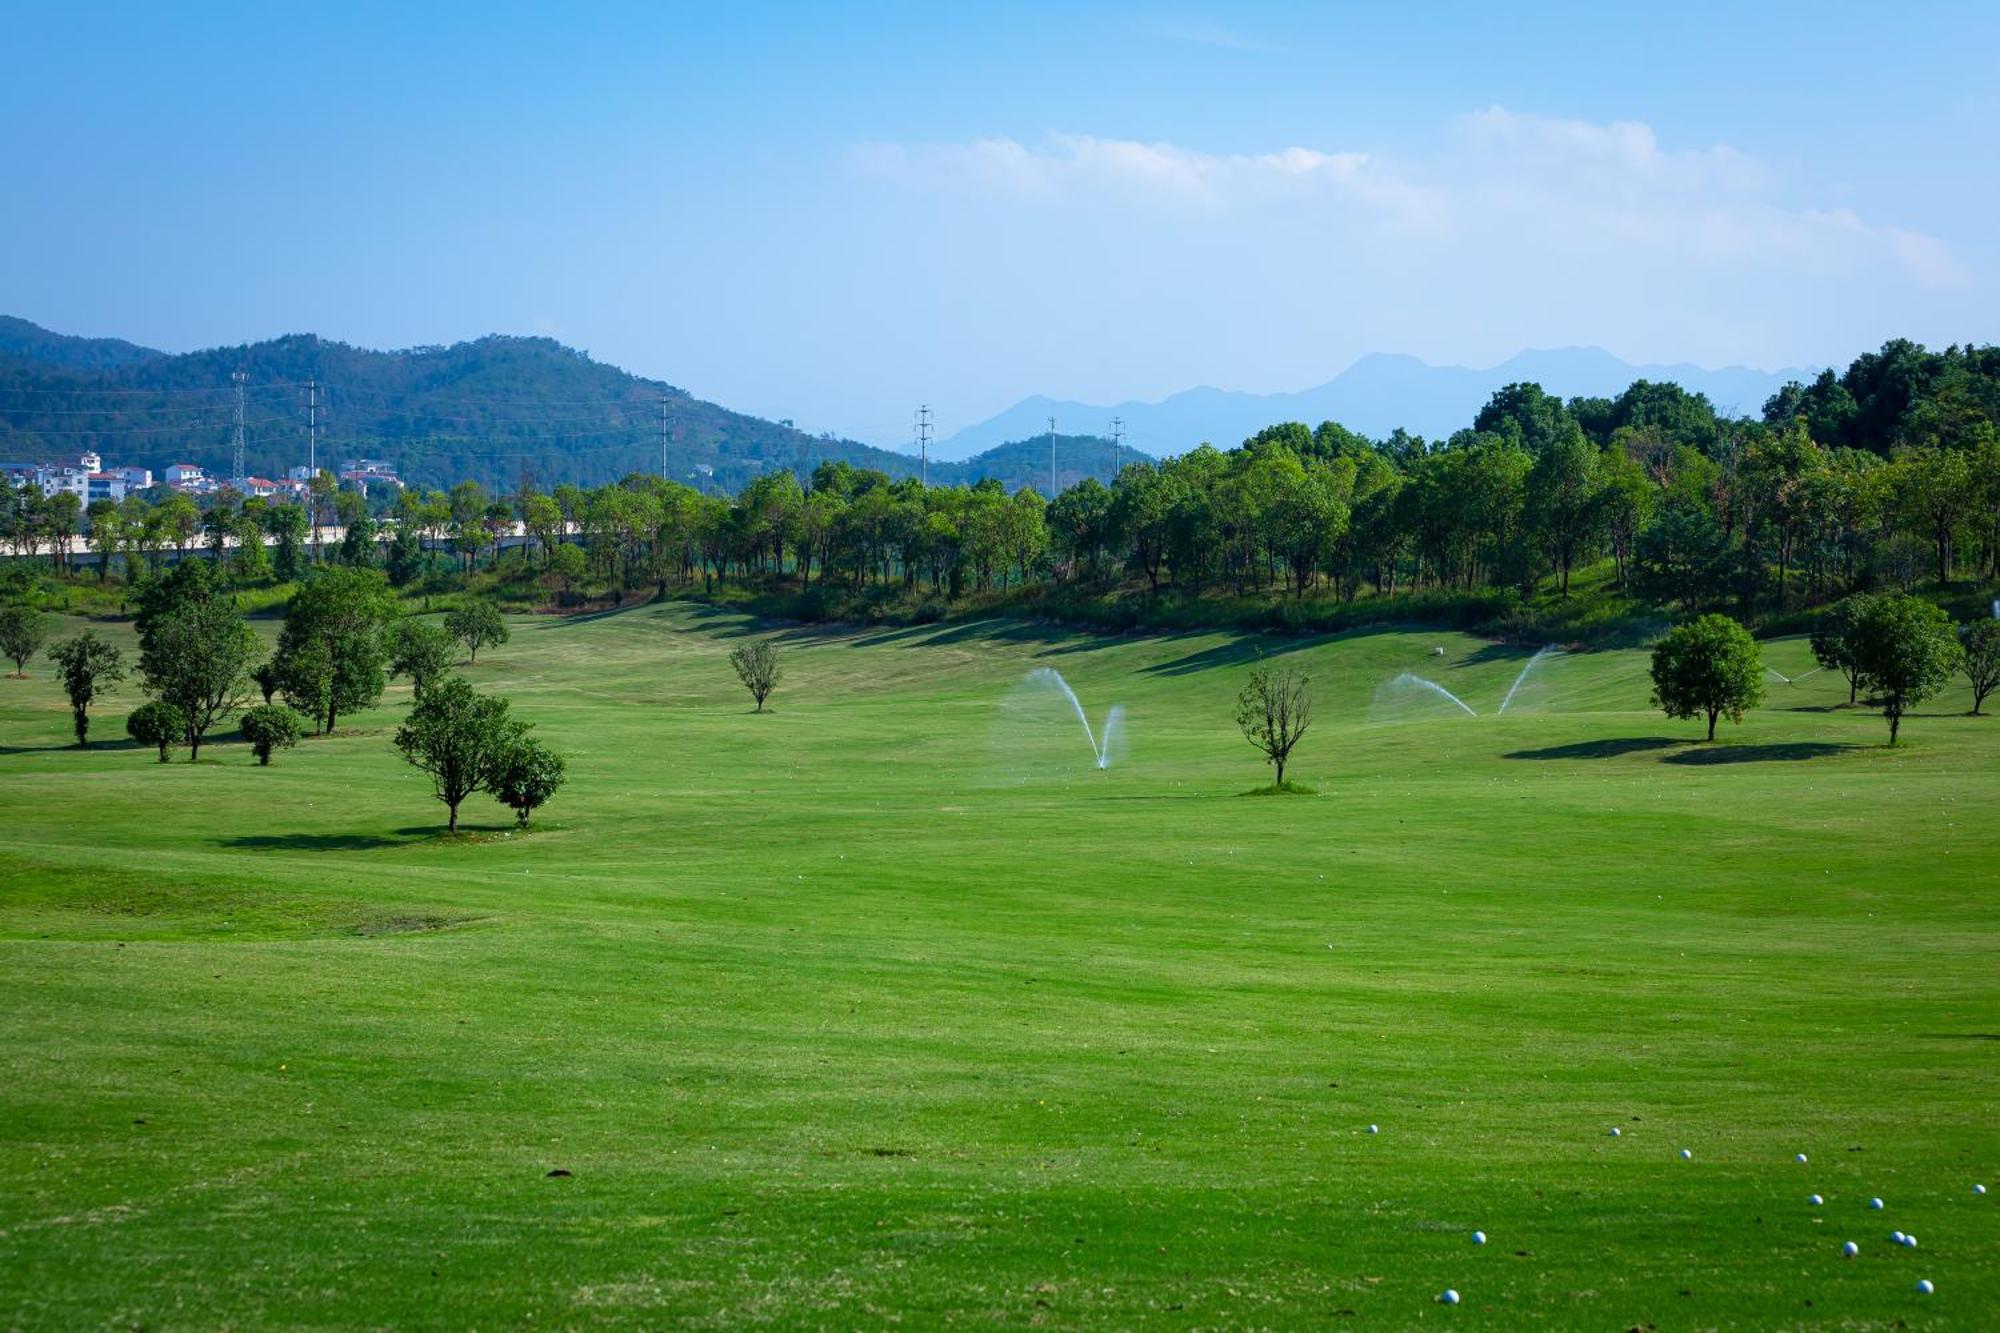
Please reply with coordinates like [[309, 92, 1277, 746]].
[[730, 640, 782, 713], [1235, 663, 1312, 787]]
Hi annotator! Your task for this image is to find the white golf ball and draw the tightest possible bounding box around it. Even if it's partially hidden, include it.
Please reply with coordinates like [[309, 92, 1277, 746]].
[[1976, 1183, 1988, 1195], [1439, 1289, 1460, 1305], [1916, 1279, 1934, 1295], [1869, 1197, 1885, 1210], [1795, 1153, 1808, 1164], [1903, 1234, 1917, 1248], [1808, 1194, 1824, 1207], [1679, 1148, 1692, 1160], [1892, 1231, 1906, 1243], [1367, 1124, 1379, 1135], [1841, 1241, 1859, 1258], [1471, 1230, 1486, 1245], [1609, 1127, 1621, 1137]]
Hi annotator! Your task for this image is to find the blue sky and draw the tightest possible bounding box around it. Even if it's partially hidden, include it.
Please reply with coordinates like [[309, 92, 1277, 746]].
[[5, 2, 1996, 444]]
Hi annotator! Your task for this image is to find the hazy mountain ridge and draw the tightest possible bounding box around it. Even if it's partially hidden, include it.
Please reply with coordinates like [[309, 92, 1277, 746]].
[[940, 347, 1811, 459]]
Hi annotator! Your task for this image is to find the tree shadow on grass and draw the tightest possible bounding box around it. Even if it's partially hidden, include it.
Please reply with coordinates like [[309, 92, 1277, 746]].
[[1503, 737, 1683, 760], [221, 831, 428, 852], [1661, 741, 1860, 766], [0, 737, 149, 756]]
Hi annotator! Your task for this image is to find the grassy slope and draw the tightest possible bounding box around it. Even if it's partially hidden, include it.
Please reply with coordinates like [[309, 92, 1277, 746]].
[[1, 606, 1996, 1329]]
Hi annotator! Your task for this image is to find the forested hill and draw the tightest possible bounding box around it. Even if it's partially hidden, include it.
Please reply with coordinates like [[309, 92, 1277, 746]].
[[0, 320, 1142, 493], [0, 315, 164, 372]]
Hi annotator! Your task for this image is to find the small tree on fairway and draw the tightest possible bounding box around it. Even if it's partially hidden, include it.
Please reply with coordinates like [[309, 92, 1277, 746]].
[[492, 735, 566, 828], [1849, 594, 1962, 744], [0, 603, 50, 676], [393, 674, 522, 832], [47, 631, 124, 747], [386, 619, 456, 699], [126, 700, 187, 762], [1235, 663, 1312, 788], [729, 640, 782, 712], [239, 704, 306, 765], [270, 567, 395, 734], [1962, 619, 2000, 716], [445, 600, 508, 664], [1650, 613, 1764, 741], [1810, 594, 1877, 704], [137, 588, 257, 760]]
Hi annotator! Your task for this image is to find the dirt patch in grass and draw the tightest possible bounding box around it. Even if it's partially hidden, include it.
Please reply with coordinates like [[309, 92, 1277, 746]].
[[348, 913, 489, 938]]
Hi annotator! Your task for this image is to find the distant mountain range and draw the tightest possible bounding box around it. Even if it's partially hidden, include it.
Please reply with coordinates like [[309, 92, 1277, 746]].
[[0, 318, 1144, 494], [937, 347, 1810, 459], [2, 318, 1808, 495]]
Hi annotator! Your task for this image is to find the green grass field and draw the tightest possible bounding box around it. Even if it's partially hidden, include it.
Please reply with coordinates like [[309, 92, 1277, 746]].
[[3, 603, 1997, 1328]]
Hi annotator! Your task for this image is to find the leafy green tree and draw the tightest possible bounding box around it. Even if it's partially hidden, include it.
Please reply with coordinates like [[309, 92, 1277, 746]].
[[250, 660, 280, 704], [137, 560, 258, 759], [267, 503, 309, 581], [239, 704, 306, 765], [126, 700, 187, 763], [272, 567, 397, 733], [0, 603, 50, 676], [1960, 619, 2000, 716], [492, 735, 567, 828], [47, 631, 125, 746], [387, 619, 456, 699], [1526, 426, 1602, 596], [1650, 614, 1764, 741], [729, 640, 782, 712], [338, 511, 379, 568], [231, 500, 272, 582], [1234, 662, 1312, 788], [1810, 594, 1877, 704], [446, 600, 508, 663], [385, 521, 424, 586], [87, 499, 123, 581], [155, 492, 200, 559], [543, 541, 587, 602], [1634, 498, 1731, 611], [1849, 594, 1962, 744], [393, 675, 524, 832]]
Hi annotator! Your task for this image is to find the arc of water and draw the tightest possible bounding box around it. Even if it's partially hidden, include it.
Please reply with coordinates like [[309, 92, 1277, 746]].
[[1497, 646, 1557, 714], [1097, 705, 1124, 770], [1027, 667, 1118, 767], [1392, 672, 1477, 716]]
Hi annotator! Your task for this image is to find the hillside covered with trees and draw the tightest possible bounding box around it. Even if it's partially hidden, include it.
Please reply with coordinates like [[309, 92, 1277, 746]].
[[0, 321, 1143, 493]]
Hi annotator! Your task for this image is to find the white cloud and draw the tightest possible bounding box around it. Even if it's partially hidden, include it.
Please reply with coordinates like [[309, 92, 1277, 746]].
[[852, 133, 1443, 231], [854, 110, 1969, 292]]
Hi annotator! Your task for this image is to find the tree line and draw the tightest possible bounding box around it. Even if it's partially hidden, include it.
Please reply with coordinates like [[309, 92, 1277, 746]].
[[8, 339, 1998, 623]]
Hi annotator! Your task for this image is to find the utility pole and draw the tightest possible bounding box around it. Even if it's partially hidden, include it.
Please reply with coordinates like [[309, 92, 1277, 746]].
[[231, 370, 248, 482], [916, 404, 932, 488], [1110, 416, 1124, 481], [1047, 415, 1057, 496], [307, 379, 317, 481]]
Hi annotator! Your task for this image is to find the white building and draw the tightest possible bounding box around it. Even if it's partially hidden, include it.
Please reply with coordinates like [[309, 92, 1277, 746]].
[[165, 463, 204, 485]]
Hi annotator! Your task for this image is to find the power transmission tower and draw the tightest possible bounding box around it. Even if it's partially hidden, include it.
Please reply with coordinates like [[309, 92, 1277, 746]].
[[1110, 416, 1124, 480], [668, 394, 684, 478], [1047, 415, 1057, 496], [307, 379, 317, 482], [915, 404, 932, 488], [231, 371, 248, 482]]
